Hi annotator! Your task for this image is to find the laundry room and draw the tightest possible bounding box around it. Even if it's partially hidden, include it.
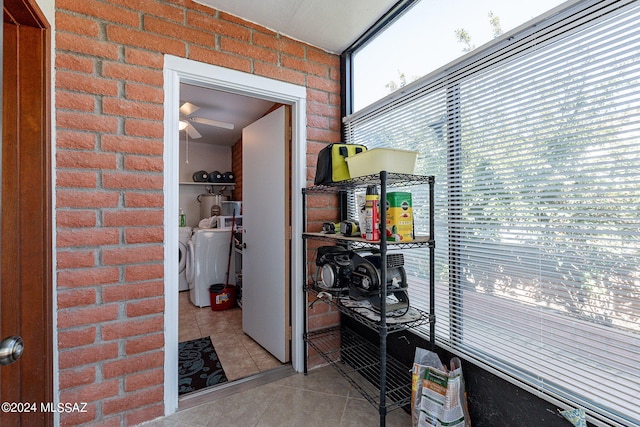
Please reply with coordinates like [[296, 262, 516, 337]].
[[176, 82, 290, 395]]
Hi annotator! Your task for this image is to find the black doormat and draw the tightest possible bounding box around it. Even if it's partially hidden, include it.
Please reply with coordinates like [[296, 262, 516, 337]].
[[178, 336, 228, 395]]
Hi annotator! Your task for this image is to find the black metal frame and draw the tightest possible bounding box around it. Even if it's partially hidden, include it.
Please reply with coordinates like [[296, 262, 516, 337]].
[[302, 172, 435, 427], [340, 0, 421, 121]]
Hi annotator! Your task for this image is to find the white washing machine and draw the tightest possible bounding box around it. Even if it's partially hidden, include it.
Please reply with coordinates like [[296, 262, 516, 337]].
[[178, 227, 192, 291], [186, 228, 236, 307]]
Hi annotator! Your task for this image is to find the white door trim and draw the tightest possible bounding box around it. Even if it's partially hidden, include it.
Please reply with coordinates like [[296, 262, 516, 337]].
[[162, 55, 307, 415]]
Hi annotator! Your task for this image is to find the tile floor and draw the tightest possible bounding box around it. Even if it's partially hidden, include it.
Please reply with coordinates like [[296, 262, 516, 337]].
[[162, 291, 413, 426], [142, 364, 412, 426], [178, 291, 283, 381]]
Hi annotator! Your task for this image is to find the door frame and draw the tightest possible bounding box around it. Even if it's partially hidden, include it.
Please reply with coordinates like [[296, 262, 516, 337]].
[[162, 55, 307, 415], [1, 0, 52, 425]]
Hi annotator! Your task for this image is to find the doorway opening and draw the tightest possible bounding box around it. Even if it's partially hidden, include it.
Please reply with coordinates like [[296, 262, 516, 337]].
[[163, 56, 306, 415], [177, 84, 288, 392]]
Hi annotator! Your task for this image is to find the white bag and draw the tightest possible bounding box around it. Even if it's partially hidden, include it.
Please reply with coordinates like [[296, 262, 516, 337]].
[[411, 348, 471, 427]]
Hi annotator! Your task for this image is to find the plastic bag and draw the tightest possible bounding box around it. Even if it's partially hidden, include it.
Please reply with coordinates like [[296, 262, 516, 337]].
[[411, 347, 471, 427]]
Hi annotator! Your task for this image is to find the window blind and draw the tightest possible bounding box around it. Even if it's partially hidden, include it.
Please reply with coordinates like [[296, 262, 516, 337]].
[[344, 1, 640, 425]]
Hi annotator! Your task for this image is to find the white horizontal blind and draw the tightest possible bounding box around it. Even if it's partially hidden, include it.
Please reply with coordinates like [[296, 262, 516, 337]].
[[344, 1, 640, 425]]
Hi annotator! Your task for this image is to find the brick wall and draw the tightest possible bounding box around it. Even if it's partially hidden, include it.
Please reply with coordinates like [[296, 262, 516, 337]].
[[54, 0, 341, 425]]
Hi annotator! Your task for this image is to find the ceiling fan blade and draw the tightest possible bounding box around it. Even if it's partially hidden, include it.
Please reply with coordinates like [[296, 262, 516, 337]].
[[186, 124, 202, 139], [179, 101, 200, 116], [189, 116, 235, 130]]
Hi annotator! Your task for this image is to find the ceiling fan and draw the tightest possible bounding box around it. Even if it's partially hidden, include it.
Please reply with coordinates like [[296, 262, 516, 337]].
[[179, 101, 235, 139]]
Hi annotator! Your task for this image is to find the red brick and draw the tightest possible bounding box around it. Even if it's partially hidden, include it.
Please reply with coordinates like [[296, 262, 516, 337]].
[[282, 55, 328, 77], [189, 45, 252, 73], [57, 228, 120, 248], [307, 114, 330, 129], [124, 118, 164, 138], [103, 98, 163, 121], [103, 210, 163, 227], [102, 386, 163, 415], [56, 151, 117, 169], [56, 10, 100, 37], [56, 32, 120, 60], [101, 135, 163, 155], [102, 316, 163, 341], [102, 281, 163, 302], [57, 111, 120, 133], [58, 342, 119, 369], [221, 38, 278, 63], [124, 227, 164, 244], [56, 171, 98, 189], [57, 190, 120, 209], [106, 25, 186, 57], [307, 127, 339, 143], [58, 0, 139, 24], [57, 288, 97, 309], [58, 377, 120, 404], [56, 91, 96, 112], [124, 264, 164, 282], [124, 155, 163, 172], [253, 32, 305, 57], [102, 351, 164, 379], [307, 47, 341, 68], [102, 245, 163, 265], [110, 0, 184, 23], [124, 47, 164, 69], [254, 61, 305, 86], [56, 249, 96, 269], [124, 368, 163, 392], [124, 193, 163, 209], [307, 100, 340, 118], [57, 70, 119, 96], [102, 172, 163, 190], [125, 333, 164, 355], [102, 61, 164, 87], [308, 309, 340, 330], [58, 326, 97, 348], [307, 74, 340, 93], [56, 130, 97, 150], [57, 266, 120, 289], [125, 297, 164, 317], [59, 366, 96, 389], [188, 13, 251, 41], [125, 82, 164, 103], [144, 15, 214, 46]]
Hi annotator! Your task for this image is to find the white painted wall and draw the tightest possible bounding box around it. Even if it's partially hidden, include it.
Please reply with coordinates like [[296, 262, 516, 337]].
[[179, 140, 234, 226]]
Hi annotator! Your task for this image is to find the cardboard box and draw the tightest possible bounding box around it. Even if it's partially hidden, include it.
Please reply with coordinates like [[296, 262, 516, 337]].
[[386, 192, 413, 242]]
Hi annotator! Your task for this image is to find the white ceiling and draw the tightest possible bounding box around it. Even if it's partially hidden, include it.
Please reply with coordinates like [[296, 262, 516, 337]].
[[179, 84, 276, 146], [195, 0, 398, 53]]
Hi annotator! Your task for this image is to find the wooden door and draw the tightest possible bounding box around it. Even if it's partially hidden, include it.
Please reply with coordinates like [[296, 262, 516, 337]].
[[242, 105, 291, 363], [0, 0, 52, 425]]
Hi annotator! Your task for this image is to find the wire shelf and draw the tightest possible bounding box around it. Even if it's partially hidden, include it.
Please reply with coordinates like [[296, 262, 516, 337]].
[[305, 326, 412, 412], [307, 287, 434, 333], [303, 173, 434, 194]]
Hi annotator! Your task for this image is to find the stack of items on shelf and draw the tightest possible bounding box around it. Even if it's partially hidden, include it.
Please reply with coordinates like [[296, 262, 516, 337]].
[[304, 143, 432, 427]]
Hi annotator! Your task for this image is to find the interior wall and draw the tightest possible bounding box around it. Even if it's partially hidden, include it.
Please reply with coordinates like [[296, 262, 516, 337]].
[[53, 0, 342, 425], [179, 140, 233, 227]]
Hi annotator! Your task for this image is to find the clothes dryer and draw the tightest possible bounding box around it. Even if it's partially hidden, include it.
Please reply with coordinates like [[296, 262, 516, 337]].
[[178, 227, 192, 291], [186, 228, 236, 307]]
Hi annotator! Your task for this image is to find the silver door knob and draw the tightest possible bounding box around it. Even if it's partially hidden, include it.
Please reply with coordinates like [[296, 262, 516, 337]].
[[0, 336, 24, 366]]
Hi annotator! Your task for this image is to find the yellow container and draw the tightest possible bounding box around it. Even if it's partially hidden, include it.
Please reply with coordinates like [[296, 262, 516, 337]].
[[345, 148, 418, 178], [386, 192, 413, 242]]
